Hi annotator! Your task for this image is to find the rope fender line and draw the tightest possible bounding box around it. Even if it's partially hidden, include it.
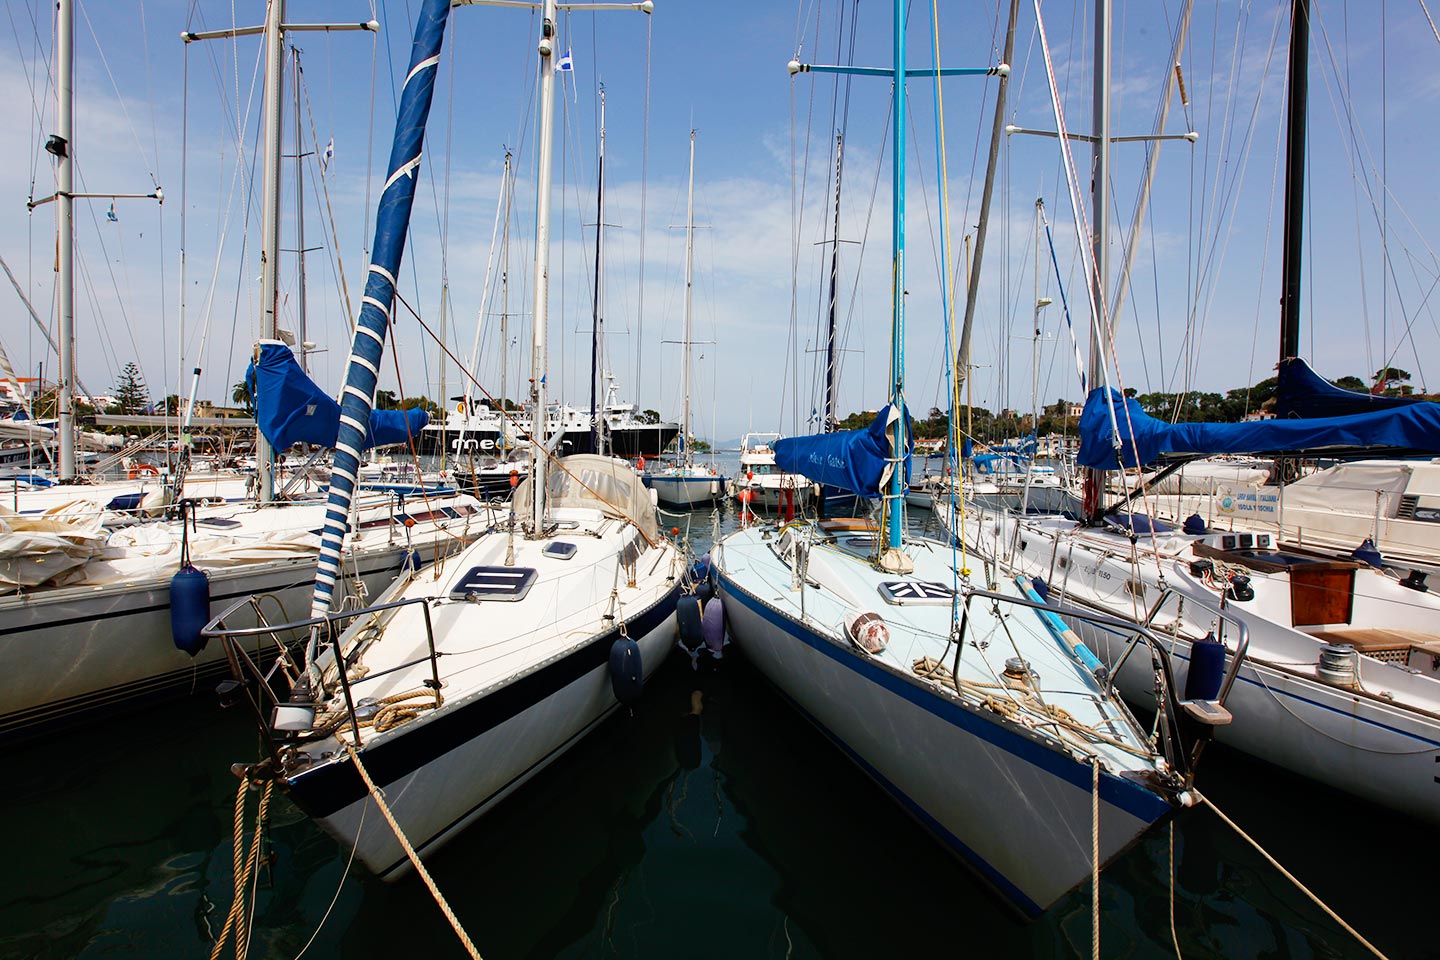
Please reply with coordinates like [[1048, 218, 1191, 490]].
[[1193, 789, 1390, 960], [342, 741, 483, 959]]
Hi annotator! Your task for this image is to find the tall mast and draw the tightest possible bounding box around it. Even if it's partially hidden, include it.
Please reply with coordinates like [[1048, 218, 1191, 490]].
[[681, 129, 696, 467], [589, 89, 606, 455], [1279, 0, 1310, 362], [292, 45, 309, 373], [55, 0, 76, 479], [254, 0, 286, 502], [954, 0, 1020, 400], [500, 153, 512, 446], [885, 0, 907, 555], [1081, 0, 1112, 522], [529, 0, 560, 532], [823, 133, 844, 433]]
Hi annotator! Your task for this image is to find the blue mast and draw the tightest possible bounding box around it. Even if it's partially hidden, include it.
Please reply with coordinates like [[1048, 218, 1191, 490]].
[[310, 0, 451, 618], [787, 3, 1004, 557], [886, 0, 905, 552]]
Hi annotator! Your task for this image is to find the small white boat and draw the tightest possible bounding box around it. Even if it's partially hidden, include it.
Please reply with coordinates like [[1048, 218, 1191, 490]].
[[727, 432, 812, 512]]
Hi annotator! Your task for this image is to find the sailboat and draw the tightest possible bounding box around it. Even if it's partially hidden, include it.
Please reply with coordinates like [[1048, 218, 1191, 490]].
[[645, 131, 720, 508], [0, 0, 481, 743], [710, 1, 1211, 916], [205, 0, 682, 877], [944, 0, 1440, 823]]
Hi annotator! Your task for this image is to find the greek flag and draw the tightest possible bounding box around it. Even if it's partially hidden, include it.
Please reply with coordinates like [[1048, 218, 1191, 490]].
[[321, 138, 335, 172], [557, 48, 574, 72]]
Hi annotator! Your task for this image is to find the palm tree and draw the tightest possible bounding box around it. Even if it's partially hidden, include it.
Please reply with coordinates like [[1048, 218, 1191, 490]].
[[232, 380, 255, 416]]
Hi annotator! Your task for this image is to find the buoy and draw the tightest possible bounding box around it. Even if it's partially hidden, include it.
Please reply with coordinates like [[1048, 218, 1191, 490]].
[[401, 549, 423, 573], [127, 462, 159, 480], [1351, 537, 1384, 569], [845, 610, 890, 654], [677, 596, 704, 652], [702, 596, 725, 658], [170, 562, 211, 656], [637, 456, 646, 472], [1030, 576, 1050, 602], [609, 636, 643, 704], [1182, 514, 1208, 536], [1184, 632, 1226, 701]]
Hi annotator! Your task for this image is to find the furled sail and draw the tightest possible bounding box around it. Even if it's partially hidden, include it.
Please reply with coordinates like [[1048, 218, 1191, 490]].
[[248, 341, 425, 452], [1078, 386, 1440, 469], [774, 404, 911, 498], [310, 0, 451, 619], [1274, 357, 1422, 419]]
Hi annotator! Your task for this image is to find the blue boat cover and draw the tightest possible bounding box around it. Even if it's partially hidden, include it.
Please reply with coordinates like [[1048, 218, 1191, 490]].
[[247, 342, 426, 452], [1078, 386, 1440, 469], [1275, 357, 1421, 419], [775, 404, 911, 498]]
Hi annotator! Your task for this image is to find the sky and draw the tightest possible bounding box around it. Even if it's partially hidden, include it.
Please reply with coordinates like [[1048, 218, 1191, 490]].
[[3, 0, 1438, 444]]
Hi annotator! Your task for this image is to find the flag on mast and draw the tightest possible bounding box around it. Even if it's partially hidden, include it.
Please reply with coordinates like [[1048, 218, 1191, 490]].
[[321, 138, 335, 172]]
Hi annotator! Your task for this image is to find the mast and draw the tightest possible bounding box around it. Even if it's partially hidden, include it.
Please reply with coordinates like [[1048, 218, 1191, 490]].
[[589, 89, 606, 455], [681, 129, 696, 467], [55, 0, 76, 479], [500, 153, 512, 448], [954, 0, 1020, 399], [292, 45, 309, 373], [885, 0, 907, 555], [823, 133, 844, 433], [528, 0, 561, 531], [1081, 0, 1113, 522], [1279, 0, 1310, 362], [254, 0, 286, 502]]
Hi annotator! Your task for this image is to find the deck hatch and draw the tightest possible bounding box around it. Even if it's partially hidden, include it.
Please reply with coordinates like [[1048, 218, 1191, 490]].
[[878, 580, 956, 606], [542, 541, 578, 560], [450, 566, 538, 601]]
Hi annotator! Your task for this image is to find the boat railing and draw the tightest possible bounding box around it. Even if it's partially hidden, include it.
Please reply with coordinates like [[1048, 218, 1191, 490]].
[[201, 589, 442, 765], [959, 585, 1247, 786], [1125, 586, 1251, 707]]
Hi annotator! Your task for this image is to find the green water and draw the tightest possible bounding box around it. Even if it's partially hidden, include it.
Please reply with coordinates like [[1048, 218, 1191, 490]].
[[0, 500, 1434, 959]]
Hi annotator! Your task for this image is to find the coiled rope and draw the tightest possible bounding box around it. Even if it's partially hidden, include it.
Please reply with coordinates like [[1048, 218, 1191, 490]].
[[342, 741, 483, 959]]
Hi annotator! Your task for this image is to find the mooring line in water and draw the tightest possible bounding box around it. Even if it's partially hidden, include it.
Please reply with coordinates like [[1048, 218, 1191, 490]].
[[1194, 790, 1389, 960], [1090, 757, 1099, 960], [212, 777, 273, 960], [1168, 822, 1183, 959], [343, 742, 484, 959], [290, 802, 366, 960]]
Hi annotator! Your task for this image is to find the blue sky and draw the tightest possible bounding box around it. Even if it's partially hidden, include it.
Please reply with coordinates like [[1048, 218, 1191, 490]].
[[3, 0, 1437, 443]]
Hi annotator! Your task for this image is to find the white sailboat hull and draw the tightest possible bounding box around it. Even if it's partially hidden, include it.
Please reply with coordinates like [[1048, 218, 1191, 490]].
[[292, 589, 679, 877], [715, 569, 1171, 916], [647, 473, 720, 507], [0, 502, 481, 741]]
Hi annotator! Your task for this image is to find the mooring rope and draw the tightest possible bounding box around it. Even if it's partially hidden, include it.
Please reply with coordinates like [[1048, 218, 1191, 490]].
[[1194, 790, 1389, 959], [211, 778, 273, 960], [1090, 757, 1100, 960], [342, 741, 483, 959]]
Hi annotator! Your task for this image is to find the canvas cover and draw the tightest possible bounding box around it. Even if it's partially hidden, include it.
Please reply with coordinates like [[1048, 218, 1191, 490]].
[[773, 404, 911, 498]]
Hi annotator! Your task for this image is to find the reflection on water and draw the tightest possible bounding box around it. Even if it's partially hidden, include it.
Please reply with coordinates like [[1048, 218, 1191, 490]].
[[0, 497, 1435, 958]]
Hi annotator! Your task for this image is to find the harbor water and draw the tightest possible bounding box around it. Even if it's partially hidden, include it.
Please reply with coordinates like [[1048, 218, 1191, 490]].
[[1, 464, 1435, 959]]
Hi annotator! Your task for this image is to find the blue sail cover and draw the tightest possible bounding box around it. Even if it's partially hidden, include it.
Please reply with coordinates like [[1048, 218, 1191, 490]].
[[310, 0, 451, 619], [774, 404, 912, 498], [1275, 357, 1421, 418], [1078, 386, 1440, 469], [247, 342, 426, 451]]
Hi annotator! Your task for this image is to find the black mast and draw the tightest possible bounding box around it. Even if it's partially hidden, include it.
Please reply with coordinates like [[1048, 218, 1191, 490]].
[[1279, 0, 1310, 362], [589, 91, 607, 453], [823, 132, 844, 432]]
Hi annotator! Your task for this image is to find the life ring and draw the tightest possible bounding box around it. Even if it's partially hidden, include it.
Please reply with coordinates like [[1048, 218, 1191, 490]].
[[128, 463, 160, 480]]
